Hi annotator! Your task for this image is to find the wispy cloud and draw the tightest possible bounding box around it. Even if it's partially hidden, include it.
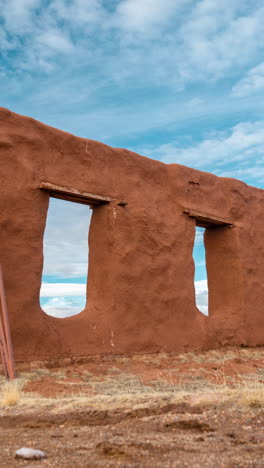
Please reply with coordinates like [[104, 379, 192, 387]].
[[50, 0, 104, 26], [140, 121, 264, 187], [38, 29, 74, 54], [115, 0, 185, 36], [1, 0, 264, 88], [40, 283, 86, 297], [40, 295, 86, 318], [177, 1, 264, 83], [1, 0, 264, 158], [195, 279, 208, 315], [194, 227, 204, 246], [0, 0, 41, 34], [42, 198, 91, 279], [232, 62, 264, 97]]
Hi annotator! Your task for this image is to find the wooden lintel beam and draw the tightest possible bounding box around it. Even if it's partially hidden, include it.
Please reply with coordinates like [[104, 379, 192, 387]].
[[40, 182, 113, 206], [183, 208, 233, 227]]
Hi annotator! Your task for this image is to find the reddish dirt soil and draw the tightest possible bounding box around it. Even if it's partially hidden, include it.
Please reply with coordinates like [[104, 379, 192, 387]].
[[22, 350, 264, 397], [0, 349, 264, 467], [1, 405, 264, 467]]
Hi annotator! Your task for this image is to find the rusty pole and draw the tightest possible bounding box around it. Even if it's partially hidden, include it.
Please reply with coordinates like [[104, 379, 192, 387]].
[[0, 265, 15, 379], [0, 314, 9, 379]]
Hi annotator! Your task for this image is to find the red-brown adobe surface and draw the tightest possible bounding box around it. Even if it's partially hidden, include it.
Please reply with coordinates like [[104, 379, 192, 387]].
[[0, 107, 263, 362]]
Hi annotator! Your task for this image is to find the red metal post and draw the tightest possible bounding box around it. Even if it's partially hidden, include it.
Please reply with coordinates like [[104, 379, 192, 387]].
[[0, 265, 15, 379], [0, 315, 9, 379]]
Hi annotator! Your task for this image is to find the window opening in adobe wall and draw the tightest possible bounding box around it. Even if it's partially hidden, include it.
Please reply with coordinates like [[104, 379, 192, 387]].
[[40, 197, 92, 318], [192, 226, 208, 315]]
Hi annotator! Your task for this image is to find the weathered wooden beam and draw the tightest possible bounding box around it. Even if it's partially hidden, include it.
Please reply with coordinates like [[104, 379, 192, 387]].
[[40, 182, 113, 205], [183, 208, 233, 228]]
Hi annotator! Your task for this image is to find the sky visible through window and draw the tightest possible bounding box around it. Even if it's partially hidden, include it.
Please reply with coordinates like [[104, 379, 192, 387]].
[[40, 198, 91, 318], [193, 227, 208, 315]]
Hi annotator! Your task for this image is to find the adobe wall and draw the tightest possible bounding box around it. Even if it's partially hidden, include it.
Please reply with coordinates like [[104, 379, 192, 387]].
[[0, 108, 263, 362]]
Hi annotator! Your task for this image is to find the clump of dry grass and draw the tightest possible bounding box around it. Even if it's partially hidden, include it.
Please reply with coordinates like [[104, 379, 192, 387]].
[[1, 379, 24, 406], [187, 374, 264, 409], [233, 380, 264, 408], [54, 391, 188, 413], [21, 368, 50, 382]]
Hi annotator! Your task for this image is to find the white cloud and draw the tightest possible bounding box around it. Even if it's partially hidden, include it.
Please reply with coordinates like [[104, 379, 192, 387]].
[[38, 30, 74, 54], [232, 62, 264, 97], [1, 0, 264, 89], [43, 261, 88, 279], [195, 228, 204, 246], [42, 198, 91, 279], [41, 296, 85, 318], [115, 0, 183, 35], [0, 0, 41, 33], [176, 1, 264, 83], [50, 0, 104, 26], [195, 279, 208, 294], [195, 279, 208, 315], [140, 121, 264, 187], [44, 308, 81, 318], [40, 283, 86, 297]]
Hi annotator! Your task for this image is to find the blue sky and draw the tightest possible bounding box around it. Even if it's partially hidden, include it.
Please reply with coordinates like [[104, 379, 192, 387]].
[[1, 0, 263, 316]]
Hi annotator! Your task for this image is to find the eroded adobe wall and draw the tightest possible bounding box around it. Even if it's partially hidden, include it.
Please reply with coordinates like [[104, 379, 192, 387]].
[[0, 108, 263, 362]]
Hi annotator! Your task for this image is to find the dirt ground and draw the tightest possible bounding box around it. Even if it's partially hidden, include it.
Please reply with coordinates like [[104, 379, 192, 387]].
[[0, 347, 263, 467]]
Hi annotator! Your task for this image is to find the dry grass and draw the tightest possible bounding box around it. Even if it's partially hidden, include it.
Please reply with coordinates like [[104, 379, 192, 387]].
[[1, 379, 24, 406], [1, 374, 263, 413], [22, 368, 66, 381], [233, 380, 264, 408], [0, 389, 188, 414], [0, 378, 262, 414], [176, 348, 264, 363], [0, 349, 263, 412]]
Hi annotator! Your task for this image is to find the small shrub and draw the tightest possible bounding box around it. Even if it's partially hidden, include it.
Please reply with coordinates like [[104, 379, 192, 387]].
[[237, 383, 264, 408], [1, 379, 23, 406]]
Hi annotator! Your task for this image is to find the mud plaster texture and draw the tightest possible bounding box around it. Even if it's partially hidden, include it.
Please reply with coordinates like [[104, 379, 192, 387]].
[[0, 108, 263, 362]]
